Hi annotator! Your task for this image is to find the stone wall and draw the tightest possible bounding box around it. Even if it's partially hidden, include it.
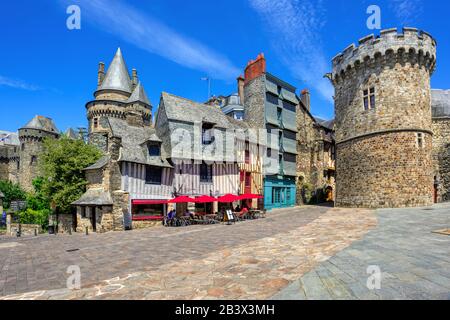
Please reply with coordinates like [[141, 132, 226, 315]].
[[57, 214, 74, 234], [243, 76, 266, 129], [336, 131, 433, 208], [432, 118, 450, 201], [132, 220, 162, 229], [7, 223, 42, 236]]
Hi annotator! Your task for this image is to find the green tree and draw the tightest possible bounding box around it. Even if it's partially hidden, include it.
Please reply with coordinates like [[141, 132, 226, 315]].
[[0, 180, 26, 209], [18, 177, 52, 229], [39, 136, 102, 214]]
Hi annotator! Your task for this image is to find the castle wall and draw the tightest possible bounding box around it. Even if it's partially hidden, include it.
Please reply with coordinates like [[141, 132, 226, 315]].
[[432, 118, 450, 201], [336, 131, 433, 208]]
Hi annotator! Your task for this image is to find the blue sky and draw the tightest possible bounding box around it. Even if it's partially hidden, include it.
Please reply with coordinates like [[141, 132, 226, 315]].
[[0, 0, 449, 132]]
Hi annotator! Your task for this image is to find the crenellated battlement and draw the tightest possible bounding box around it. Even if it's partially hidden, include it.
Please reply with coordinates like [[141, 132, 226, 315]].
[[332, 27, 437, 80]]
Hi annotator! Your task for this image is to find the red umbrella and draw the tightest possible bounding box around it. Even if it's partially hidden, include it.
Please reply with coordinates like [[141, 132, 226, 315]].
[[194, 195, 217, 203], [194, 195, 217, 215], [217, 194, 241, 203], [239, 194, 263, 200], [168, 196, 196, 203]]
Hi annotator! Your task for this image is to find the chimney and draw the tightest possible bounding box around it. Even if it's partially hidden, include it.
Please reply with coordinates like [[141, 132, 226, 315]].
[[301, 89, 311, 112], [237, 75, 245, 105], [132, 68, 138, 88], [97, 62, 105, 87], [244, 53, 266, 85]]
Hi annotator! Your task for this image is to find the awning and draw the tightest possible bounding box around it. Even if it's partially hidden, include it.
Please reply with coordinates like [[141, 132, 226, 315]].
[[194, 195, 217, 203], [239, 194, 263, 200], [217, 194, 241, 203], [168, 196, 196, 203], [132, 199, 169, 205]]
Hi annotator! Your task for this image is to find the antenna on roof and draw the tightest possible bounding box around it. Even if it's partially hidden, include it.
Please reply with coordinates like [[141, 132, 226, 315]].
[[201, 77, 211, 100]]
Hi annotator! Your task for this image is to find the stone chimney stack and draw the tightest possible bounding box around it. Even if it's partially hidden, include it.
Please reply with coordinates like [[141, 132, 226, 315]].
[[97, 62, 105, 87], [237, 75, 245, 105], [132, 68, 138, 89], [244, 53, 266, 85], [301, 89, 311, 112]]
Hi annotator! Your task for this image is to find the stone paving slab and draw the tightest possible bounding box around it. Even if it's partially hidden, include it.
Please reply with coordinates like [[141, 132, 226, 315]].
[[272, 203, 450, 300], [0, 206, 375, 300]]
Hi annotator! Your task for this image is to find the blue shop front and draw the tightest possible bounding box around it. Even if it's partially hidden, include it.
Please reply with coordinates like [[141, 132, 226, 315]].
[[263, 176, 296, 210]]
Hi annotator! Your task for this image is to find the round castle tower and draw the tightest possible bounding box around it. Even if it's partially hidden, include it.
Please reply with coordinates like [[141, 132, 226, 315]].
[[330, 27, 437, 208], [87, 48, 152, 151], [18, 115, 59, 192]]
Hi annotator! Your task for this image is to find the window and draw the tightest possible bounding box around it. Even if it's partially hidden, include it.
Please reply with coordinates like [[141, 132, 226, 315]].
[[145, 165, 162, 185], [234, 111, 244, 120], [283, 100, 296, 112], [277, 107, 282, 122], [148, 145, 160, 157], [200, 162, 213, 183], [93, 118, 98, 129], [266, 92, 279, 105], [202, 123, 214, 145], [245, 142, 250, 164], [417, 133, 424, 149], [21, 143, 25, 151], [30, 155, 37, 166], [245, 172, 251, 187], [267, 148, 272, 157], [286, 188, 291, 202], [17, 160, 20, 170], [363, 87, 376, 110]]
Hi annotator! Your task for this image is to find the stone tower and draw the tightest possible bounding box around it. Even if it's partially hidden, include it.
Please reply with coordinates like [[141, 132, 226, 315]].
[[329, 27, 437, 208], [18, 115, 59, 192], [87, 48, 152, 151]]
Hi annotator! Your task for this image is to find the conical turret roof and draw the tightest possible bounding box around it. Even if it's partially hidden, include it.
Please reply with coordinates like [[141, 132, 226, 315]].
[[127, 82, 151, 106], [99, 48, 132, 93], [21, 115, 59, 133]]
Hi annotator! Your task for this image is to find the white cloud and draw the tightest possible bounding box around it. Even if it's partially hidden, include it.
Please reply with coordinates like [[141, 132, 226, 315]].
[[0, 75, 40, 91], [65, 0, 240, 81], [390, 0, 423, 25], [248, 0, 333, 103]]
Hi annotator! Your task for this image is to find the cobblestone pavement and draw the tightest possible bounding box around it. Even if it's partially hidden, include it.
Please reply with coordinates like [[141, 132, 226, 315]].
[[272, 203, 450, 300], [0, 206, 375, 299]]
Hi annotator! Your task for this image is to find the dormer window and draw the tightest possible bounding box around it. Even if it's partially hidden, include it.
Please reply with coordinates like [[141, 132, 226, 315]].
[[148, 144, 160, 157], [202, 123, 215, 145]]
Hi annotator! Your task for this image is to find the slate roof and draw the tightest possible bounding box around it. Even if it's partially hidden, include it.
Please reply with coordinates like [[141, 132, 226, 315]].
[[127, 82, 151, 106], [21, 115, 59, 133], [314, 117, 335, 130], [161, 92, 232, 129], [158, 93, 243, 162], [98, 48, 132, 94], [432, 89, 450, 118], [72, 188, 113, 206], [84, 156, 110, 171], [108, 118, 172, 168], [0, 130, 19, 146], [65, 128, 78, 140]]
